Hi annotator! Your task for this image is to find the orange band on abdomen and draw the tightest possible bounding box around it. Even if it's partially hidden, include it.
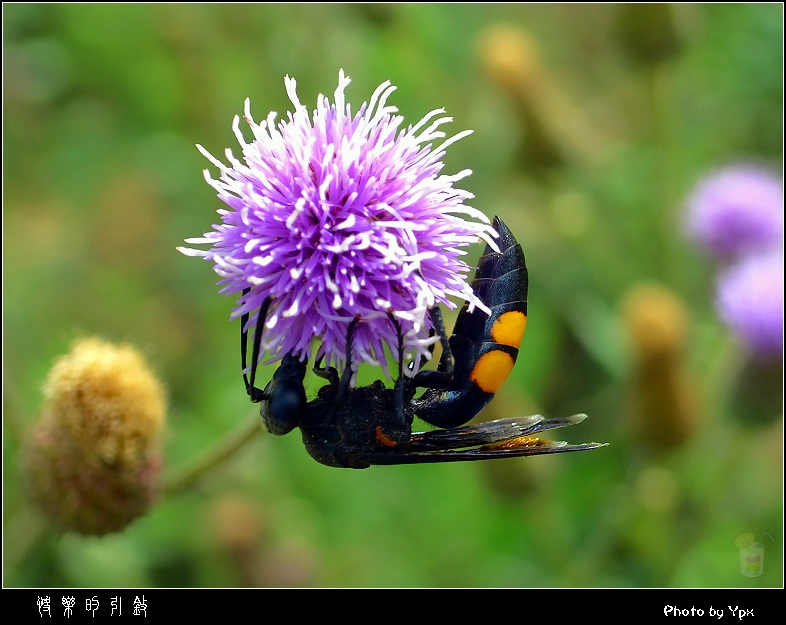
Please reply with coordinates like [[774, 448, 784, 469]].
[[470, 350, 516, 394], [490, 311, 527, 349]]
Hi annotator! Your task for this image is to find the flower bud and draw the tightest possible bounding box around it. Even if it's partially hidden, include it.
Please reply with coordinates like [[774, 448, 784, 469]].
[[477, 25, 600, 170], [22, 338, 166, 535], [477, 25, 565, 169], [621, 284, 698, 448], [478, 25, 543, 99]]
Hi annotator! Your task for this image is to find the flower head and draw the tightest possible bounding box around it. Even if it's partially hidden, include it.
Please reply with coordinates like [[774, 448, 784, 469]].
[[22, 338, 166, 535], [716, 249, 784, 359], [42, 337, 166, 466], [180, 70, 496, 376], [684, 165, 783, 260]]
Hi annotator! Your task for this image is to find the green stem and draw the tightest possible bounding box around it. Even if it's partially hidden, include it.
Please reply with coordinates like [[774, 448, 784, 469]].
[[162, 415, 263, 496]]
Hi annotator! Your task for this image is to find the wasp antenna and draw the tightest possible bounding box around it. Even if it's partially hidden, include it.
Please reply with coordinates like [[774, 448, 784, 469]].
[[242, 293, 272, 402]]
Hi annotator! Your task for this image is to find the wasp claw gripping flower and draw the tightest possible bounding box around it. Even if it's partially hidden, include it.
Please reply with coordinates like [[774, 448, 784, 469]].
[[22, 338, 166, 536], [179, 70, 496, 377]]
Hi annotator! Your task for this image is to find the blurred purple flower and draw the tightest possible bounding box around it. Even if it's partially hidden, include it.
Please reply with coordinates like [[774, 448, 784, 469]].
[[684, 165, 783, 260], [179, 70, 496, 376], [716, 249, 784, 359]]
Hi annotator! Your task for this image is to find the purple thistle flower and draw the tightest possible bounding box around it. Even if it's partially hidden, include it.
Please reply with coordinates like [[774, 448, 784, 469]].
[[684, 165, 783, 260], [716, 249, 784, 359], [179, 70, 497, 378]]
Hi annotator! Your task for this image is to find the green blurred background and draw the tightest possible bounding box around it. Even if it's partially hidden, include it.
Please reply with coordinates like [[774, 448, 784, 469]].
[[3, 3, 782, 588]]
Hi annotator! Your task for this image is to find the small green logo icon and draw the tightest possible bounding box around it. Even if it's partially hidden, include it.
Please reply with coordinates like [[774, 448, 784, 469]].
[[735, 532, 774, 577]]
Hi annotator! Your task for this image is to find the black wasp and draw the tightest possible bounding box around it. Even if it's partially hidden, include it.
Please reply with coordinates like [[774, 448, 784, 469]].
[[240, 216, 606, 468]]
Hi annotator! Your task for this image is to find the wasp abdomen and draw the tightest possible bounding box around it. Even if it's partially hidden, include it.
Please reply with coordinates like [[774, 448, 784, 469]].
[[413, 217, 528, 428]]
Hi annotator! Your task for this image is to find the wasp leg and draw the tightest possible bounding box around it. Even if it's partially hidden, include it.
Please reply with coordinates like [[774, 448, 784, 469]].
[[240, 289, 272, 403], [386, 311, 412, 426], [313, 353, 339, 386], [313, 315, 362, 403], [411, 306, 455, 389]]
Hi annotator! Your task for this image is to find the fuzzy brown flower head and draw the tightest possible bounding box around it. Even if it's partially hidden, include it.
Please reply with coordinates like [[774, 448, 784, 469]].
[[43, 337, 166, 467], [23, 415, 162, 536], [22, 337, 167, 535]]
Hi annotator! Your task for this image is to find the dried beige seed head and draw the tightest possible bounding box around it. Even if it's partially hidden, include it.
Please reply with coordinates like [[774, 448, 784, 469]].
[[23, 337, 166, 535], [43, 337, 166, 467]]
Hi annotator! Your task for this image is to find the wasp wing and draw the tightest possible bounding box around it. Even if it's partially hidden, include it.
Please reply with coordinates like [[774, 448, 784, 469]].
[[358, 414, 608, 465]]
